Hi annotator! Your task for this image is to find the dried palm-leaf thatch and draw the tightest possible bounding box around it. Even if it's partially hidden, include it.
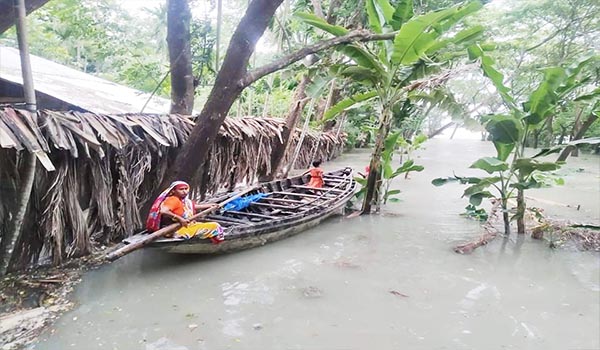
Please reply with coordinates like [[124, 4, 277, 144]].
[[0, 107, 345, 269]]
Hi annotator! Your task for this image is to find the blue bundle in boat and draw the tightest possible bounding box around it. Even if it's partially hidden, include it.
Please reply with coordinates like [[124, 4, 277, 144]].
[[223, 193, 269, 212]]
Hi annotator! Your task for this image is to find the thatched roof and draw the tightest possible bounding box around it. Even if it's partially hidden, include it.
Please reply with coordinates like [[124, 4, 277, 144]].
[[0, 106, 345, 268], [0, 106, 345, 203], [0, 107, 342, 174]]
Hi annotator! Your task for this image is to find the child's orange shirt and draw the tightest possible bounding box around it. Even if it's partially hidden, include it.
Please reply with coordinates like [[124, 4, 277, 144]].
[[308, 168, 324, 188]]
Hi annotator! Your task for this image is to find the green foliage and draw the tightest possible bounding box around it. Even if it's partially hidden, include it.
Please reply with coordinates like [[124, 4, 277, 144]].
[[323, 91, 378, 122], [299, 0, 482, 210], [391, 3, 482, 65], [294, 12, 349, 36], [461, 204, 488, 221], [467, 44, 516, 109], [0, 0, 223, 100], [470, 157, 508, 174], [434, 46, 598, 234], [380, 132, 425, 203], [0, 0, 172, 96]]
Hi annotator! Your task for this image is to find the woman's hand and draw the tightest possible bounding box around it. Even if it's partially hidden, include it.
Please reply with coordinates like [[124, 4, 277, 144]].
[[177, 216, 190, 226], [195, 202, 220, 211]]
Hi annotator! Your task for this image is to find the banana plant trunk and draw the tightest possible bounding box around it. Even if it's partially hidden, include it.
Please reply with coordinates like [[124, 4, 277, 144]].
[[501, 198, 511, 236], [516, 188, 525, 234], [361, 106, 392, 214]]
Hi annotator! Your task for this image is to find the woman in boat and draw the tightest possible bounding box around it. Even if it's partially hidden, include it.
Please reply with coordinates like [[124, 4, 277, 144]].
[[146, 181, 224, 243], [306, 160, 324, 188]]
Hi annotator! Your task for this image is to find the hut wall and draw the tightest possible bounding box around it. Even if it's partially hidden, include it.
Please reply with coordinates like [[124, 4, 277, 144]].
[[0, 107, 345, 270]]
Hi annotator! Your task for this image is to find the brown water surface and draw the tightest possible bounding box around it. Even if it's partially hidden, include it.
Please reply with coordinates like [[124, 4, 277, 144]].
[[31, 138, 600, 350]]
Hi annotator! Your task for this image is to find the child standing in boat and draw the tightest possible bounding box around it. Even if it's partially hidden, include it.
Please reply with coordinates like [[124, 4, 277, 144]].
[[306, 160, 324, 188], [146, 181, 224, 243]]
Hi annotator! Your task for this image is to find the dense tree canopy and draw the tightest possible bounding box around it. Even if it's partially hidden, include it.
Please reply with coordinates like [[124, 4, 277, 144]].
[[1, 0, 598, 159]]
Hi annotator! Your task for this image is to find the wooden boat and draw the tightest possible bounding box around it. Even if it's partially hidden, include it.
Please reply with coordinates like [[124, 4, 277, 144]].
[[124, 168, 356, 254]]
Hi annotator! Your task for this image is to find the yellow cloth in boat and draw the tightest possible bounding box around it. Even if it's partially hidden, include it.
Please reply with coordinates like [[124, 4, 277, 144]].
[[175, 222, 222, 239]]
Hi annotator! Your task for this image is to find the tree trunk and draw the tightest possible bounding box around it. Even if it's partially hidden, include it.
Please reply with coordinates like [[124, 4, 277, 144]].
[[163, 2, 394, 190], [284, 99, 316, 178], [428, 121, 454, 139], [531, 128, 541, 149], [266, 76, 310, 180], [315, 81, 340, 122], [557, 124, 568, 145], [310, 0, 324, 18], [361, 106, 392, 214], [449, 123, 459, 139], [167, 0, 284, 186], [167, 0, 194, 115], [557, 113, 598, 162]]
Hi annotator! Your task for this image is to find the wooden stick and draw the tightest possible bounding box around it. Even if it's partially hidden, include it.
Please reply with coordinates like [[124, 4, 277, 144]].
[[105, 187, 257, 261], [323, 174, 348, 179], [262, 197, 306, 204], [250, 201, 295, 210], [205, 214, 249, 224], [226, 210, 280, 219], [454, 200, 501, 254], [291, 185, 345, 193], [272, 191, 321, 198]]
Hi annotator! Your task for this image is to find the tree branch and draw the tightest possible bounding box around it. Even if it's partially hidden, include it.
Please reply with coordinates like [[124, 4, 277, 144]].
[[240, 30, 395, 87]]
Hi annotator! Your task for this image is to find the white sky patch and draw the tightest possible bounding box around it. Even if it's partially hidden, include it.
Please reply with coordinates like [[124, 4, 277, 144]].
[[122, 0, 215, 18], [120, 0, 163, 13]]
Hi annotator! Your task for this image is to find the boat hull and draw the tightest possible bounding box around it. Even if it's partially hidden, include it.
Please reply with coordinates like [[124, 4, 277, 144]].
[[150, 197, 347, 254], [130, 168, 356, 255]]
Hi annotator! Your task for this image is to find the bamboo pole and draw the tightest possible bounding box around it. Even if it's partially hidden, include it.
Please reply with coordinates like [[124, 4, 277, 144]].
[[0, 0, 37, 276], [215, 0, 222, 71]]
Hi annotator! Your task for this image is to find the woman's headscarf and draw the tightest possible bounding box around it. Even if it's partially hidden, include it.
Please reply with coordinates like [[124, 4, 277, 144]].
[[145, 181, 194, 232]]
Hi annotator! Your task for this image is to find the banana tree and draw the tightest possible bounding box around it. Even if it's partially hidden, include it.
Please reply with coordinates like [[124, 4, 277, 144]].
[[433, 49, 599, 235], [354, 131, 424, 210], [299, 0, 484, 213]]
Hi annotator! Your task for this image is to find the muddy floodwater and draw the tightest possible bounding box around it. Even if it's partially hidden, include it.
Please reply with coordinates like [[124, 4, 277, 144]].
[[31, 138, 599, 350]]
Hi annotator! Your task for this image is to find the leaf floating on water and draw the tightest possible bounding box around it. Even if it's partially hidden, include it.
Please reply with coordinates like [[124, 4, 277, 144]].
[[301, 286, 323, 298], [389, 290, 409, 297], [334, 260, 361, 269]]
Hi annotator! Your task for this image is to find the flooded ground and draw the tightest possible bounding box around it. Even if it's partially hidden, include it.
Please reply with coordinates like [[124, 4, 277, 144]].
[[30, 138, 599, 350]]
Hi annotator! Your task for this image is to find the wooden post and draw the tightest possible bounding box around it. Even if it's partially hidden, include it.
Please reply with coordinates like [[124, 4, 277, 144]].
[[0, 0, 37, 276]]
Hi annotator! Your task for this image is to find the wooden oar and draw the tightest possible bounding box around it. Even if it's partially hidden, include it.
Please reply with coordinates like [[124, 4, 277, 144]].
[[105, 186, 258, 261]]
